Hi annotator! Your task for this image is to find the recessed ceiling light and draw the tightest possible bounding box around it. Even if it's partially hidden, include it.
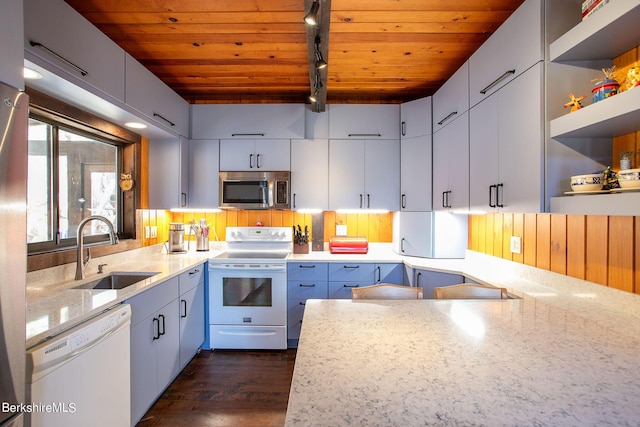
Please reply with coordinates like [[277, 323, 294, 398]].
[[124, 122, 147, 129], [23, 67, 42, 80]]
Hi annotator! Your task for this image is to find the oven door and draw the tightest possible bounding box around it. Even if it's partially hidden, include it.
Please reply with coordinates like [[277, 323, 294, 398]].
[[209, 264, 286, 326]]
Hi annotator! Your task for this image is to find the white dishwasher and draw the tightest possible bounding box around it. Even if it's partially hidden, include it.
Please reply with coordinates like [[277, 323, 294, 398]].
[[26, 304, 131, 427]]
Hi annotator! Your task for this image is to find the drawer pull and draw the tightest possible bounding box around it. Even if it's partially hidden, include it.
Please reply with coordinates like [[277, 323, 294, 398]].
[[342, 284, 360, 288], [29, 40, 89, 76], [231, 133, 265, 137], [299, 302, 306, 306], [299, 283, 316, 288], [343, 265, 360, 269], [480, 69, 515, 95], [189, 269, 200, 275], [437, 111, 457, 126], [299, 265, 316, 269], [348, 133, 381, 137], [153, 112, 175, 127]]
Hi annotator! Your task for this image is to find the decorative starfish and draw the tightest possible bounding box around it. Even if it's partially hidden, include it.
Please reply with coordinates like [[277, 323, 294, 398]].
[[563, 93, 586, 112]]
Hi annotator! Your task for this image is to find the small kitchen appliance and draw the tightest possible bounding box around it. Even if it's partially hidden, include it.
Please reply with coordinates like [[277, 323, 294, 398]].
[[208, 226, 292, 350], [168, 222, 186, 253], [219, 171, 290, 210]]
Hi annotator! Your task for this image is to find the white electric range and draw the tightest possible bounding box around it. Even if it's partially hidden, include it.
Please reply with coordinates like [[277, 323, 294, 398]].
[[208, 227, 292, 350]]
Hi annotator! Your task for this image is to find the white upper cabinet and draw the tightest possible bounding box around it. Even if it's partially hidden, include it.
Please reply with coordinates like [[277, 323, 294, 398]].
[[1, 0, 24, 90], [432, 111, 469, 212], [468, 0, 543, 107], [400, 97, 431, 139], [148, 137, 189, 209], [219, 139, 290, 171], [329, 139, 400, 211], [291, 139, 329, 211], [191, 104, 305, 139], [188, 139, 220, 209], [400, 135, 432, 212], [328, 104, 400, 139], [24, 0, 125, 102], [125, 54, 190, 137], [469, 63, 544, 213], [433, 61, 469, 132]]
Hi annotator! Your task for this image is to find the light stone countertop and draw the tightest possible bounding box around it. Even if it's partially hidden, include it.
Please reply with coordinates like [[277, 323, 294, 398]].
[[26, 243, 224, 348], [286, 249, 640, 426]]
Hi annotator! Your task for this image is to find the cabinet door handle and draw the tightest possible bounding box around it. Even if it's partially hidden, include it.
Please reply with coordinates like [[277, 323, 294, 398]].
[[256, 153, 261, 168], [299, 283, 316, 288], [152, 317, 160, 340], [189, 269, 200, 275], [299, 265, 316, 269], [231, 133, 265, 137], [181, 192, 187, 207], [342, 284, 360, 288], [29, 40, 89, 76], [158, 314, 166, 336], [348, 133, 381, 137], [377, 266, 381, 282], [480, 69, 516, 95], [293, 193, 297, 209], [249, 153, 254, 168], [437, 111, 457, 126], [181, 299, 187, 318], [299, 301, 306, 306], [367, 194, 371, 208], [446, 191, 452, 208], [442, 191, 447, 208], [343, 265, 360, 269], [401, 237, 406, 253], [401, 194, 406, 209], [416, 272, 422, 286], [401, 121, 406, 136], [153, 112, 175, 127], [496, 183, 504, 208], [489, 185, 497, 208], [359, 194, 363, 209]]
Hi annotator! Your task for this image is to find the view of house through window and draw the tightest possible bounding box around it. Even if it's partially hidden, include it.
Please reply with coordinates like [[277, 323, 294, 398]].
[[27, 117, 119, 252]]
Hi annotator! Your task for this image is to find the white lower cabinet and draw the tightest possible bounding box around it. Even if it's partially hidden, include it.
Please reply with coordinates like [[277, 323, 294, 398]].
[[178, 266, 205, 369], [128, 277, 180, 425]]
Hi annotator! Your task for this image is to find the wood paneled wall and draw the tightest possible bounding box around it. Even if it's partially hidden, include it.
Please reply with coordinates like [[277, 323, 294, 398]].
[[469, 213, 639, 295], [139, 209, 393, 247]]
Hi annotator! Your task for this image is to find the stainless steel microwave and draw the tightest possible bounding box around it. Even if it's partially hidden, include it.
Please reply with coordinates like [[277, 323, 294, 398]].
[[219, 171, 290, 210]]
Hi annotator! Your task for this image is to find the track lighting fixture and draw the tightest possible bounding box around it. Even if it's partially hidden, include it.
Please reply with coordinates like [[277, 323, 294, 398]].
[[309, 89, 319, 103], [314, 35, 327, 69], [304, 0, 320, 26]]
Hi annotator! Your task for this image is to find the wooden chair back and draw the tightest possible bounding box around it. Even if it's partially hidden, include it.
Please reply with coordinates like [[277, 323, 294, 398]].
[[433, 284, 508, 299], [352, 283, 424, 300]]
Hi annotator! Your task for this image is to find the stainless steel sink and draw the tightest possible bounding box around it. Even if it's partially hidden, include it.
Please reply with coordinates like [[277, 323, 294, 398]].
[[73, 272, 159, 290]]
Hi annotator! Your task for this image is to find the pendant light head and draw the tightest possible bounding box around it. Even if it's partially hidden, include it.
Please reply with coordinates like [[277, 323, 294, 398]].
[[314, 35, 327, 69], [309, 89, 319, 103], [304, 0, 320, 26]]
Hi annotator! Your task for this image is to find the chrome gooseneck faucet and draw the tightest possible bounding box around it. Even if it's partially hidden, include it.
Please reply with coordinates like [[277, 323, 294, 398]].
[[75, 215, 118, 280]]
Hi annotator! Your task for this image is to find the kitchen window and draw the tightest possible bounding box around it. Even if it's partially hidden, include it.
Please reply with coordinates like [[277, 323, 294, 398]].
[[25, 88, 141, 256]]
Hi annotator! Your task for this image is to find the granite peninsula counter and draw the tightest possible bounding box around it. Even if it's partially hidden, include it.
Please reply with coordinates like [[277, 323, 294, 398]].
[[286, 250, 640, 426]]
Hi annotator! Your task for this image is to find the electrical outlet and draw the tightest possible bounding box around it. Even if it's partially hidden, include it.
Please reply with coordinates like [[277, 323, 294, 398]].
[[510, 236, 521, 254], [150, 226, 157, 238], [144, 226, 150, 239], [336, 224, 347, 236]]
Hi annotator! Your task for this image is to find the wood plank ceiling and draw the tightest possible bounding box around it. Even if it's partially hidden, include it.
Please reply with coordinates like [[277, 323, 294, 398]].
[[64, 0, 525, 105]]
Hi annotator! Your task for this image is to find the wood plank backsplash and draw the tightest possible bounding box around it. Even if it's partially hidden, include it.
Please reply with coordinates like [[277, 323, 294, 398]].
[[139, 210, 394, 248], [468, 213, 639, 295]]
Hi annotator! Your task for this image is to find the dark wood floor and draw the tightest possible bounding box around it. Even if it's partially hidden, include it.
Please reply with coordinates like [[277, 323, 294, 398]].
[[137, 349, 297, 427]]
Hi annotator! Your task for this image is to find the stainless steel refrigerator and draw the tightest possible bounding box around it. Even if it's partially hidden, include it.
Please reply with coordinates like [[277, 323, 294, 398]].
[[0, 80, 29, 426]]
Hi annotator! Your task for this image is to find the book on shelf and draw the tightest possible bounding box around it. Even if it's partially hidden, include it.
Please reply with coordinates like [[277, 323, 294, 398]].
[[582, 0, 609, 20]]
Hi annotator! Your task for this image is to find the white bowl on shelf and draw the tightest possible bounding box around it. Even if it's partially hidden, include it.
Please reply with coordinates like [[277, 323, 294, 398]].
[[617, 168, 640, 189], [570, 173, 604, 192]]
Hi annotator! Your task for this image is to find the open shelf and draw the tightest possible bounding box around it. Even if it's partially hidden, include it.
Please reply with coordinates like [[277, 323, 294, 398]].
[[550, 1, 640, 62], [550, 87, 640, 138]]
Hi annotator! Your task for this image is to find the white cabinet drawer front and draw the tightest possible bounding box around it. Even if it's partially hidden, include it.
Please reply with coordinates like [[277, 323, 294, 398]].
[[287, 280, 329, 299], [328, 263, 375, 282], [468, 0, 542, 107], [126, 277, 179, 326], [179, 264, 205, 295], [24, 0, 125, 102], [287, 262, 329, 281], [191, 104, 305, 139], [329, 104, 400, 139], [328, 282, 367, 299]]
